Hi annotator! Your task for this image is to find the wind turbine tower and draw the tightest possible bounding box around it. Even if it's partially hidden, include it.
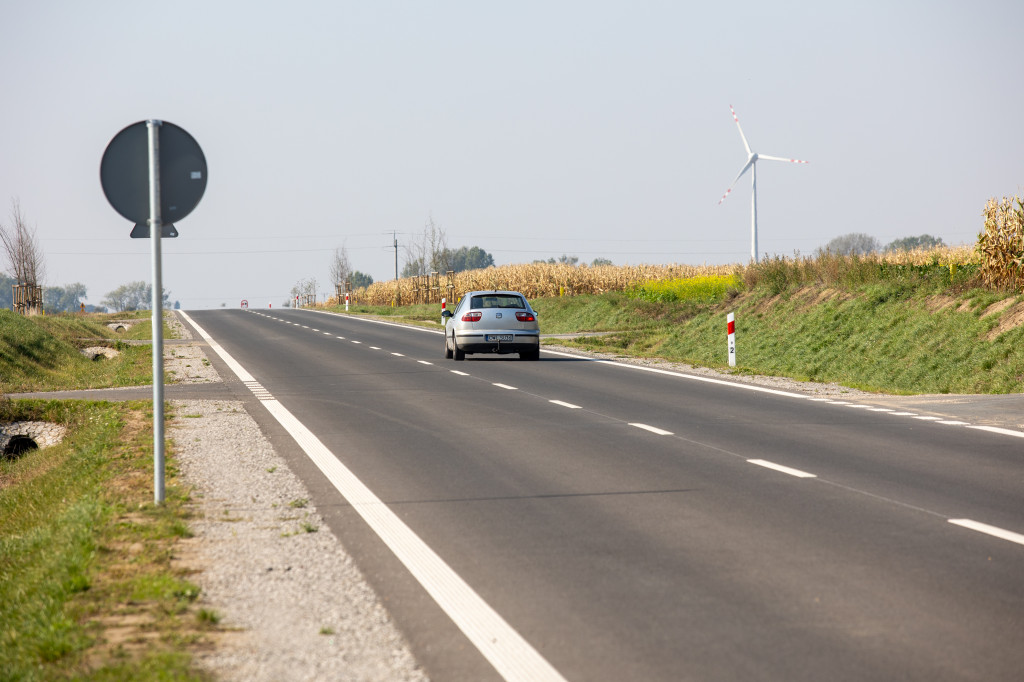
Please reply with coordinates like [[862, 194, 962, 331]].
[[718, 105, 808, 263]]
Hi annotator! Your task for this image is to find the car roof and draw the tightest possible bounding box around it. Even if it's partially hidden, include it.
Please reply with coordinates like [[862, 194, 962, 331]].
[[463, 290, 526, 297]]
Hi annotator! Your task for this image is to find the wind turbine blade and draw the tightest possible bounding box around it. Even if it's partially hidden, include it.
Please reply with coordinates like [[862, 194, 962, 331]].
[[717, 159, 755, 205], [758, 154, 809, 164], [730, 105, 752, 156]]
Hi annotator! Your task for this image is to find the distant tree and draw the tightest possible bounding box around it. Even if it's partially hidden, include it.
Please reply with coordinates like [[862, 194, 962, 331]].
[[101, 281, 170, 311], [533, 254, 580, 265], [43, 282, 87, 313], [328, 245, 351, 286], [884, 234, 945, 252], [822, 233, 880, 256], [0, 199, 45, 289], [448, 246, 494, 272], [403, 217, 450, 277], [591, 257, 613, 266], [350, 271, 374, 289], [290, 277, 318, 303]]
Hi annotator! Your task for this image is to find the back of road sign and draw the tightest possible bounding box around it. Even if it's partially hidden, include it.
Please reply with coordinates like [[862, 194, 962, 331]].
[[100, 121, 207, 237]]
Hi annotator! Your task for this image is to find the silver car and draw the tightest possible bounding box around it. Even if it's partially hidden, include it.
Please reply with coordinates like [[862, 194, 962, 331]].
[[442, 290, 541, 361]]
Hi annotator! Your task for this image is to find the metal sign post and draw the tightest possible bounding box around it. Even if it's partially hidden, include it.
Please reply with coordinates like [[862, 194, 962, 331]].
[[147, 120, 165, 503], [101, 119, 207, 505]]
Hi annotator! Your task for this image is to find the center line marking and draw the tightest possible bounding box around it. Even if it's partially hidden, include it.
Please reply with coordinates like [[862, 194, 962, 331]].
[[550, 400, 581, 409], [748, 459, 817, 478], [493, 383, 517, 390], [418, 360, 433, 365], [949, 519, 1024, 546], [629, 423, 673, 436], [450, 370, 469, 376], [336, 336, 345, 339], [351, 340, 362, 344], [369, 346, 381, 350]]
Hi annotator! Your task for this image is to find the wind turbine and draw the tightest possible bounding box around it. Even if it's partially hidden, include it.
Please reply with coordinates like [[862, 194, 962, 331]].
[[718, 105, 808, 263]]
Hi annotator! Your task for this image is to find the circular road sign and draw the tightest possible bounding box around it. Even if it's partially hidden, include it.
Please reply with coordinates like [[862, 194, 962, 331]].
[[100, 120, 207, 237]]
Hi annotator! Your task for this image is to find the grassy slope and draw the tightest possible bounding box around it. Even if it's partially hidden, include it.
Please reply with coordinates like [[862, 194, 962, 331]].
[[0, 399, 209, 680], [530, 286, 1024, 395], [0, 311, 172, 393]]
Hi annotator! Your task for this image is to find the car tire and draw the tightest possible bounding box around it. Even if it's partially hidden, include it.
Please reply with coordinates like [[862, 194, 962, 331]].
[[453, 336, 465, 361], [520, 349, 540, 361], [445, 335, 453, 359]]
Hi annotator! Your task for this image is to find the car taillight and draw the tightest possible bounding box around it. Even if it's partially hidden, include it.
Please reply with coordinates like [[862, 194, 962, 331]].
[[516, 312, 535, 322], [462, 311, 482, 322]]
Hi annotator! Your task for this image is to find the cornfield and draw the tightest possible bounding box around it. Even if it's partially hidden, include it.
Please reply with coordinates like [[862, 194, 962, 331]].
[[348, 262, 738, 306], [976, 194, 1024, 291]]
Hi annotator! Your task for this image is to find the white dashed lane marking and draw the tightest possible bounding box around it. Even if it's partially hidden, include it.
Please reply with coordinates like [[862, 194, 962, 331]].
[[747, 459, 817, 479], [629, 423, 673, 436], [949, 519, 1024, 546]]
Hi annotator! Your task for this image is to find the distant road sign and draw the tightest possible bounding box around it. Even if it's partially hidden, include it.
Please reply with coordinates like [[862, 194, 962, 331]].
[[100, 120, 207, 237]]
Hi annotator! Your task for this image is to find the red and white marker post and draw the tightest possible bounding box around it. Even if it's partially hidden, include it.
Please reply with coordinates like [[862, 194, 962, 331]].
[[345, 292, 350, 311], [727, 312, 736, 367], [441, 297, 447, 325]]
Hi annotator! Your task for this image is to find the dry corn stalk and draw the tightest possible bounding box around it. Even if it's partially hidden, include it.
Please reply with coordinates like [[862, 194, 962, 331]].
[[356, 262, 737, 306], [976, 195, 1024, 291]]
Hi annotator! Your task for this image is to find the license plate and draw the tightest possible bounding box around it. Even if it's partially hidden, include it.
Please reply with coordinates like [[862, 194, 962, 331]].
[[485, 334, 514, 342]]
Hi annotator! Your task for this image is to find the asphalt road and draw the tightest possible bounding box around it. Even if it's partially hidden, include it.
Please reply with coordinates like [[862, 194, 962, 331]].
[[183, 308, 1024, 682]]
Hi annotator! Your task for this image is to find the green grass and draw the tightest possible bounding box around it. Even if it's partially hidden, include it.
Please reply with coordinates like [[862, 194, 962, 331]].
[[0, 311, 179, 394], [544, 286, 1024, 394], [0, 398, 212, 680]]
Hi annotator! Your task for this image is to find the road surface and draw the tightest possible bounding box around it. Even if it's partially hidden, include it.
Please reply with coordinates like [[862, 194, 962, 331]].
[[182, 308, 1024, 681]]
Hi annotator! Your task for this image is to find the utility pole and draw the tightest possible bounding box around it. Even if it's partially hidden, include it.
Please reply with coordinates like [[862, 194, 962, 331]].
[[394, 231, 400, 306]]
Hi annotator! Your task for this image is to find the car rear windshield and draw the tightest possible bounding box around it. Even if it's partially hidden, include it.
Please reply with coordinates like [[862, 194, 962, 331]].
[[470, 294, 526, 309]]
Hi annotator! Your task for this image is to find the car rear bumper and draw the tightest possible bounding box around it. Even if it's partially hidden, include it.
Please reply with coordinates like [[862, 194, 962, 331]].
[[454, 330, 540, 354]]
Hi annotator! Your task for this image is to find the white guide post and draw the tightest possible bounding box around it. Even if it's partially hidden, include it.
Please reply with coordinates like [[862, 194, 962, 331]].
[[727, 312, 736, 367], [147, 119, 165, 504]]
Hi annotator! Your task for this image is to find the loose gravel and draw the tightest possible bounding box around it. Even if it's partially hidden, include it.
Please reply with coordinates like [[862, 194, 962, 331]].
[[165, 314, 427, 681]]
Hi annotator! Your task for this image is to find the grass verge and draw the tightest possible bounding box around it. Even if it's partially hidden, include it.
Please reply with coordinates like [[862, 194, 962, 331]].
[[542, 286, 1024, 394], [0, 311, 177, 394], [0, 398, 213, 681]]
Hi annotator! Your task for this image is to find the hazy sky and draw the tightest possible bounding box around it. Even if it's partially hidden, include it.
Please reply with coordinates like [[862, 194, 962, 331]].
[[2, 1, 1022, 309]]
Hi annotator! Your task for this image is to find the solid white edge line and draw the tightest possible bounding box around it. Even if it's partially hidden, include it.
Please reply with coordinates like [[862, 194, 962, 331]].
[[967, 425, 1024, 439], [747, 459, 817, 478], [542, 348, 809, 400], [178, 311, 568, 682], [629, 423, 673, 436], [949, 519, 1024, 546], [549, 400, 581, 409]]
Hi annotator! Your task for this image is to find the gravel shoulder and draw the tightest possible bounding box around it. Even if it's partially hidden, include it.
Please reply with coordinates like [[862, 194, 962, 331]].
[[165, 315, 428, 682]]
